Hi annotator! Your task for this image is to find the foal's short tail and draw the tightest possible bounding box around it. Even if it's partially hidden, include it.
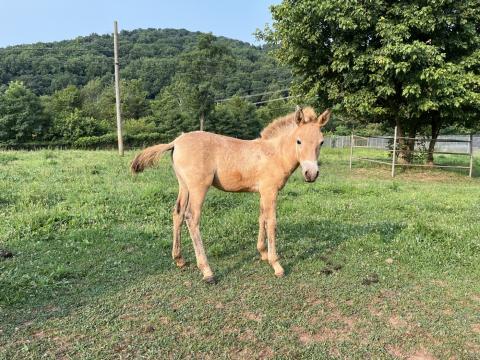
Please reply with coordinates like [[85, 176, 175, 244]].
[[130, 142, 174, 174]]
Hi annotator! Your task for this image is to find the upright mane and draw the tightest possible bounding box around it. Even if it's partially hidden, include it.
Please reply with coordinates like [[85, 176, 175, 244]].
[[260, 107, 318, 139]]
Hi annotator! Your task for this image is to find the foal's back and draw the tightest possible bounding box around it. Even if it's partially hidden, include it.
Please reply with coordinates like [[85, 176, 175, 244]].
[[173, 131, 272, 193]]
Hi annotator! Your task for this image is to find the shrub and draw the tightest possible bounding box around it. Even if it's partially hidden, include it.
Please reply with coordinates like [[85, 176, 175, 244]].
[[74, 132, 168, 149], [123, 117, 157, 135]]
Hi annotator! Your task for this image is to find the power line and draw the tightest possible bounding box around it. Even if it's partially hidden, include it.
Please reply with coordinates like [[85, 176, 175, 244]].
[[216, 93, 320, 106], [215, 88, 289, 103], [252, 95, 301, 105]]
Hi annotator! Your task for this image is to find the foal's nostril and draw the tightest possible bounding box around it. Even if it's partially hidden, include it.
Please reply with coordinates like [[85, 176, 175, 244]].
[[315, 170, 319, 178]]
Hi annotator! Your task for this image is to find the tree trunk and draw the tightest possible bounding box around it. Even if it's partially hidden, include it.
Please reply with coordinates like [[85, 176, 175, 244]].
[[396, 121, 418, 164], [427, 113, 441, 166], [405, 127, 418, 163], [396, 119, 409, 164]]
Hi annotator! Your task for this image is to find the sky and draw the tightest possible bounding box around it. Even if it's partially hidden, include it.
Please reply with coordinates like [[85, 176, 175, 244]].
[[0, 0, 280, 48]]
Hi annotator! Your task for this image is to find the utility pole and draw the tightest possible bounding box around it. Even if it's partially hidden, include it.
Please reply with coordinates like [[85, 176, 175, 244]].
[[200, 113, 205, 131], [113, 20, 124, 156]]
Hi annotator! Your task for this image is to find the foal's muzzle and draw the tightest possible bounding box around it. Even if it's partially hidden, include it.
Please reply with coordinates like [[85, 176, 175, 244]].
[[301, 161, 319, 182]]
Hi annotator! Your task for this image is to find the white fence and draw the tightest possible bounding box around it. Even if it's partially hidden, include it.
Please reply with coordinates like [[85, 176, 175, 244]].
[[325, 134, 480, 154], [324, 130, 477, 177]]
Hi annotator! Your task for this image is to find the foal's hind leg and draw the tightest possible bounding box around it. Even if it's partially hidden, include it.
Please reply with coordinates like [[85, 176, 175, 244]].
[[185, 186, 215, 283], [172, 185, 188, 268]]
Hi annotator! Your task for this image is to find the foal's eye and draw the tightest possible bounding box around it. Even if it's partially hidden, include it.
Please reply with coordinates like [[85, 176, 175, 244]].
[[296, 139, 302, 145], [320, 140, 324, 146]]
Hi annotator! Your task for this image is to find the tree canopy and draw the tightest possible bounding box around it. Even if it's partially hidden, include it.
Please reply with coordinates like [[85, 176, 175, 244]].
[[0, 81, 47, 143], [262, 0, 480, 160]]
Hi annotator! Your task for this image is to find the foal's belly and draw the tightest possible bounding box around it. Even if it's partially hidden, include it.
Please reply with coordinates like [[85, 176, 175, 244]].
[[212, 171, 259, 193]]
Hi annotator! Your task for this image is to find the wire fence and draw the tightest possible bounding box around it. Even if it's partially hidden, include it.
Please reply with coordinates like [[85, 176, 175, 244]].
[[325, 134, 480, 154], [323, 130, 478, 177]]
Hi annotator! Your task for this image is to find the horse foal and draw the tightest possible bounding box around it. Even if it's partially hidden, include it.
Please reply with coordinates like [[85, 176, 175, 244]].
[[131, 107, 330, 283]]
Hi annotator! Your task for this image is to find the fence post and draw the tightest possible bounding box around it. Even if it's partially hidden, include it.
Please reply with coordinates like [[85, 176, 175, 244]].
[[349, 134, 354, 170], [469, 134, 474, 177], [391, 126, 397, 177]]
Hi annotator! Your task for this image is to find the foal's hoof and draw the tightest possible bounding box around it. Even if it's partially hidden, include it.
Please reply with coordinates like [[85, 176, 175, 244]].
[[275, 271, 285, 278], [203, 275, 217, 285], [175, 258, 188, 269]]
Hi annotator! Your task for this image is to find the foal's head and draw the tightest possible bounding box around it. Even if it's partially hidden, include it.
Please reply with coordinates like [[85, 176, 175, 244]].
[[293, 107, 331, 182]]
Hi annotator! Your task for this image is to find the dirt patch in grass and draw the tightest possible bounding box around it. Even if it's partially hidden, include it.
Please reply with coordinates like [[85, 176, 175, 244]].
[[368, 305, 383, 317], [440, 308, 454, 317], [407, 348, 437, 360], [351, 167, 469, 183], [232, 348, 255, 359], [142, 324, 155, 333], [293, 300, 359, 345], [244, 311, 263, 322], [215, 302, 224, 310], [388, 315, 408, 329], [386, 344, 405, 358], [238, 329, 256, 342]]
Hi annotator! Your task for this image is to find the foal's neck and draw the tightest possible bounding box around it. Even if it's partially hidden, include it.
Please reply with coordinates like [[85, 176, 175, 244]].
[[270, 132, 299, 177]]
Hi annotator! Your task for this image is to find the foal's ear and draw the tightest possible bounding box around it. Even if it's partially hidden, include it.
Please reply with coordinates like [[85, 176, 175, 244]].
[[294, 105, 305, 125], [317, 109, 331, 127]]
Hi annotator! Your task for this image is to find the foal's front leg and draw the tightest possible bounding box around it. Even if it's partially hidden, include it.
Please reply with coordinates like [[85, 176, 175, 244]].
[[260, 190, 284, 277], [257, 205, 268, 261]]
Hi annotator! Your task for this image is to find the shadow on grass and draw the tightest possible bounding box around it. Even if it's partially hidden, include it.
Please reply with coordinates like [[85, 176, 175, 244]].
[[281, 219, 405, 274], [212, 218, 405, 279]]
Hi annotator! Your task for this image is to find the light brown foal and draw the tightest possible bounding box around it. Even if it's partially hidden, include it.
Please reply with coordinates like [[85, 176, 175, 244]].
[[131, 107, 331, 283]]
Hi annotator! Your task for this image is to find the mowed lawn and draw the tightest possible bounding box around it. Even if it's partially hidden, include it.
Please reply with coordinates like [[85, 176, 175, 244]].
[[0, 149, 479, 359]]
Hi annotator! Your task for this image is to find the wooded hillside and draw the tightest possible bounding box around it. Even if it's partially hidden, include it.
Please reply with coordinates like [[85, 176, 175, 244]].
[[0, 28, 294, 147]]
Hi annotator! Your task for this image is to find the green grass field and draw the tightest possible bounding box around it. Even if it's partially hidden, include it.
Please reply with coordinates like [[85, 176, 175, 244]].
[[1, 149, 479, 359]]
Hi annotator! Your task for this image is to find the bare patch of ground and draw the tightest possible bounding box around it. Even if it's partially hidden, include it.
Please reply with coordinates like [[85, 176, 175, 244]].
[[407, 348, 437, 360], [386, 344, 405, 358], [238, 329, 256, 342], [292, 300, 359, 345], [351, 167, 468, 183], [244, 312, 263, 322], [258, 347, 274, 359], [389, 315, 408, 329]]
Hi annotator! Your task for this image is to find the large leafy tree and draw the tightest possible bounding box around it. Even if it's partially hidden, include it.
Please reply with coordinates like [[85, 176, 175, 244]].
[[262, 0, 480, 162], [0, 81, 47, 142], [175, 33, 236, 129], [151, 79, 205, 140], [42, 85, 108, 141], [209, 97, 261, 139]]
